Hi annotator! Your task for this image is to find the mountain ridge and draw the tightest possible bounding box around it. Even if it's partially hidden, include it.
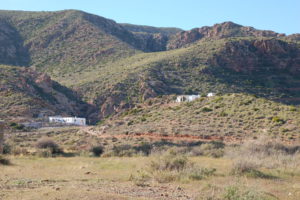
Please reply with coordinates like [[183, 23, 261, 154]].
[[0, 9, 299, 123]]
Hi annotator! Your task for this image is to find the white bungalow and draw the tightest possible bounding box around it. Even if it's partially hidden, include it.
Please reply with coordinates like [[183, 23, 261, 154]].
[[49, 116, 86, 126], [207, 93, 216, 97], [176, 95, 200, 103]]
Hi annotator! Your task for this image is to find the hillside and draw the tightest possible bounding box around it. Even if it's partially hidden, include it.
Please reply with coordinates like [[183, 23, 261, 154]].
[[0, 10, 299, 122], [0, 65, 93, 122], [96, 93, 300, 143], [0, 10, 183, 77], [67, 37, 300, 120]]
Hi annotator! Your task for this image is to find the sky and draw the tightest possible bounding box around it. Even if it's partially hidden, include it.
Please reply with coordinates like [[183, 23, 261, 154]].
[[1, 0, 300, 34]]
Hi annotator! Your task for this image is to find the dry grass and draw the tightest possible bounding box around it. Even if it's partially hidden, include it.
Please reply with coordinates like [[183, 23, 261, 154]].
[[1, 155, 299, 200], [226, 136, 300, 171]]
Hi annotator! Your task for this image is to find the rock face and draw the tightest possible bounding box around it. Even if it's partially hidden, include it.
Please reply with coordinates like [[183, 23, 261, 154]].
[[167, 22, 284, 50], [0, 66, 96, 122], [209, 39, 300, 73]]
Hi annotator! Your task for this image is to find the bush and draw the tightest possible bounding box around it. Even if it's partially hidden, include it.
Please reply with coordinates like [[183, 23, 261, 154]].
[[132, 151, 217, 183], [103, 143, 153, 157], [36, 148, 53, 158], [9, 122, 25, 130], [271, 116, 285, 124], [0, 155, 10, 165], [231, 159, 259, 176], [201, 107, 213, 112], [182, 167, 216, 180], [226, 137, 300, 170], [223, 185, 274, 200], [134, 142, 152, 156], [36, 138, 62, 154], [150, 153, 188, 171], [90, 145, 104, 157], [129, 170, 151, 187], [189, 142, 225, 158], [3, 143, 11, 154], [219, 110, 228, 117]]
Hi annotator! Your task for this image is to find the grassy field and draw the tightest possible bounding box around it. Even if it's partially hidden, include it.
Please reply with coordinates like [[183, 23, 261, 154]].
[[1, 126, 300, 200], [1, 155, 299, 200]]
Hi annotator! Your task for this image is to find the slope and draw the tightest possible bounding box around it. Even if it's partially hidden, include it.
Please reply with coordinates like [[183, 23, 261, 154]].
[[0, 65, 93, 122], [96, 93, 300, 143], [64, 37, 300, 120], [0, 10, 143, 76]]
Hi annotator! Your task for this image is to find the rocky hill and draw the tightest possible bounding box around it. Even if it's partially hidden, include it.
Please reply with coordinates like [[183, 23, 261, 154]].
[[0, 65, 94, 122], [0, 9, 299, 123], [166, 21, 287, 49]]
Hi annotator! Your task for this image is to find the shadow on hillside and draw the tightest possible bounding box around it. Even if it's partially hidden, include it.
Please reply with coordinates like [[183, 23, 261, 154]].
[[207, 66, 300, 105], [0, 20, 31, 66]]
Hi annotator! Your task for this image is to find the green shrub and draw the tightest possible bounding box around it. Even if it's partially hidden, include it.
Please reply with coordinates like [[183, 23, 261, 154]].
[[230, 159, 272, 178], [231, 159, 259, 175], [201, 107, 213, 112], [129, 170, 151, 187], [3, 143, 12, 154], [90, 145, 104, 157], [223, 185, 274, 200], [9, 122, 25, 130], [182, 167, 216, 180], [103, 144, 136, 157], [134, 142, 152, 156], [36, 148, 53, 158], [219, 110, 228, 117], [36, 137, 62, 154], [213, 96, 223, 103], [127, 120, 134, 126], [0, 155, 10, 165], [139, 152, 216, 183], [150, 153, 188, 171], [190, 142, 225, 158], [271, 116, 285, 124], [289, 106, 297, 112]]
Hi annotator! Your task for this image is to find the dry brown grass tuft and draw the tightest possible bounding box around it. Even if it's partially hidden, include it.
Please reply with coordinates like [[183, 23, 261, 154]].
[[227, 136, 300, 175]]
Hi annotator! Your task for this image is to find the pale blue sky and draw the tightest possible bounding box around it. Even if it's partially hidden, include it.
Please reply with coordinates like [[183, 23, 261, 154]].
[[1, 0, 300, 34]]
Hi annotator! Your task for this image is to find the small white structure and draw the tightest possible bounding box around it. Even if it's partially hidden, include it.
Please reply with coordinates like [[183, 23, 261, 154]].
[[207, 93, 216, 97], [49, 116, 86, 126], [176, 95, 200, 103]]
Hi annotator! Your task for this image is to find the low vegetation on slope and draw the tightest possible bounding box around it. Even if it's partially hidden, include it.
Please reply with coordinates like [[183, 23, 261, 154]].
[[68, 37, 300, 120], [98, 93, 300, 142], [0, 65, 92, 122], [0, 10, 299, 122]]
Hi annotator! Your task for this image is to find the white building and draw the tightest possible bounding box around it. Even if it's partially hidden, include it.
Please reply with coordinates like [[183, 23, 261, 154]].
[[207, 93, 216, 97], [176, 95, 201, 103], [49, 116, 86, 126]]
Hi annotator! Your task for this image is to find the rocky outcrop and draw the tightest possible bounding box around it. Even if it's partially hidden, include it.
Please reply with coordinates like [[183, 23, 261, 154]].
[[167, 22, 284, 50], [0, 66, 95, 122], [209, 39, 300, 74]]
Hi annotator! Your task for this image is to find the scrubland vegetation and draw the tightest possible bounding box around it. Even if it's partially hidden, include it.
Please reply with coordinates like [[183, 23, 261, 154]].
[[1, 127, 299, 199], [0, 9, 300, 200]]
